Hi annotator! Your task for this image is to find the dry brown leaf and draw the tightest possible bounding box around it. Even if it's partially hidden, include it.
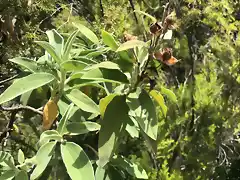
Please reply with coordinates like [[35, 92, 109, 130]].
[[43, 99, 58, 130]]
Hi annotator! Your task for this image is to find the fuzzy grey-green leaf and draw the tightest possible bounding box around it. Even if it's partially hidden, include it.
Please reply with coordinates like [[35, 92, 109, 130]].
[[0, 73, 55, 105]]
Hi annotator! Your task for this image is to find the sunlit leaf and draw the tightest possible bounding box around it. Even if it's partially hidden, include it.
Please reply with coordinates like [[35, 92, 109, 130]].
[[9, 57, 39, 73], [95, 166, 110, 180], [60, 60, 88, 71], [15, 170, 28, 180], [162, 29, 172, 40], [112, 156, 148, 179], [0, 73, 55, 104], [65, 89, 99, 114], [0, 151, 15, 169], [46, 29, 64, 56], [150, 90, 167, 117], [84, 61, 120, 70], [126, 116, 139, 138], [63, 30, 80, 61], [160, 86, 177, 103], [116, 40, 147, 52], [30, 141, 57, 180], [66, 79, 104, 91], [81, 68, 129, 84], [134, 10, 157, 22], [35, 41, 62, 64], [98, 95, 129, 167], [0, 170, 15, 180], [57, 103, 74, 135], [66, 121, 100, 135], [38, 130, 62, 146], [101, 30, 118, 51], [128, 90, 158, 140], [73, 22, 99, 44], [61, 142, 94, 180], [86, 48, 110, 58], [17, 149, 25, 165], [20, 90, 33, 106], [99, 94, 117, 117]]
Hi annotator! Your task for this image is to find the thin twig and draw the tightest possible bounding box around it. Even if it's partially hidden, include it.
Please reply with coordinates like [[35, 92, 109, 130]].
[[0, 105, 43, 116], [84, 144, 98, 157], [161, 2, 170, 24], [33, 6, 63, 37], [99, 0, 104, 18], [219, 146, 228, 166], [57, 3, 73, 31], [0, 110, 17, 144], [181, 69, 192, 100], [0, 74, 18, 85], [129, 0, 139, 24], [127, 2, 170, 94]]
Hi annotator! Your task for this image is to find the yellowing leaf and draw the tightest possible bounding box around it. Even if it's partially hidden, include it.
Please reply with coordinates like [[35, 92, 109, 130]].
[[99, 94, 117, 117], [149, 90, 167, 117], [43, 99, 58, 130]]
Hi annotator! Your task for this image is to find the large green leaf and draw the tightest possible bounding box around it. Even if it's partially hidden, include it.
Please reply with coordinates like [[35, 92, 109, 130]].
[[66, 121, 100, 135], [101, 30, 118, 51], [65, 89, 99, 114], [69, 72, 84, 80], [74, 56, 97, 64], [150, 90, 167, 117], [126, 116, 139, 138], [0, 151, 15, 169], [0, 73, 55, 105], [56, 103, 74, 135], [86, 48, 110, 58], [73, 22, 99, 44], [162, 29, 173, 40], [134, 10, 157, 22], [61, 142, 94, 180], [20, 90, 33, 106], [112, 156, 148, 179], [160, 86, 177, 103], [138, 90, 158, 140], [98, 95, 129, 167], [95, 166, 110, 180], [127, 90, 158, 140], [15, 170, 28, 180], [17, 149, 25, 165], [84, 61, 120, 71], [60, 60, 88, 72], [30, 141, 57, 180], [118, 51, 133, 63], [81, 68, 129, 84], [66, 79, 104, 91], [9, 57, 39, 73], [116, 40, 147, 52], [0, 170, 15, 180], [38, 130, 62, 146], [136, 46, 149, 73], [35, 41, 62, 64], [63, 30, 80, 61], [99, 94, 118, 117], [46, 29, 64, 56]]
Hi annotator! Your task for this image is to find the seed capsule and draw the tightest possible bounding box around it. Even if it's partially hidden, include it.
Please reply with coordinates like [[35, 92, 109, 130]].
[[150, 22, 163, 35]]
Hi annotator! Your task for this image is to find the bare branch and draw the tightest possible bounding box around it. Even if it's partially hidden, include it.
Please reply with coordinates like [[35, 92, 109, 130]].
[[0, 105, 43, 116], [0, 74, 18, 85], [99, 0, 104, 18], [57, 3, 73, 31], [33, 6, 63, 37]]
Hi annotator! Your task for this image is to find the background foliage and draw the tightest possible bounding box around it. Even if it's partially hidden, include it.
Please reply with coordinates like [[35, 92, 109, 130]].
[[0, 0, 239, 179]]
